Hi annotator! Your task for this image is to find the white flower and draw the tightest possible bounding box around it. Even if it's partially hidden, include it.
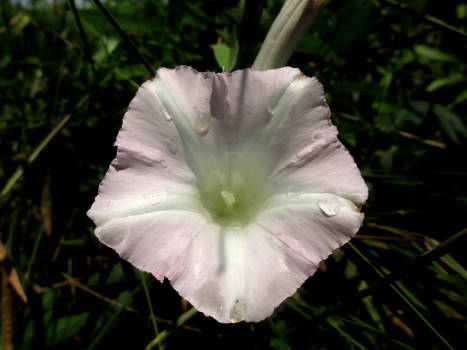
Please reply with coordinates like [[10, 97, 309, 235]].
[[88, 66, 368, 323]]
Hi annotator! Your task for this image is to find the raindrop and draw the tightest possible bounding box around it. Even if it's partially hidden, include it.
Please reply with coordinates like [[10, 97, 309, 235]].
[[195, 114, 211, 135], [266, 105, 276, 115], [230, 299, 246, 323], [144, 194, 161, 205], [318, 200, 340, 217], [162, 110, 172, 121], [312, 131, 323, 141]]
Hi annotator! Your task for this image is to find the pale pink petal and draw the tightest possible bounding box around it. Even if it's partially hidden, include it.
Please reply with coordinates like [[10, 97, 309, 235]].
[[170, 223, 316, 323], [209, 68, 367, 205], [210, 67, 302, 138], [257, 193, 364, 267], [264, 76, 368, 204], [93, 210, 207, 282]]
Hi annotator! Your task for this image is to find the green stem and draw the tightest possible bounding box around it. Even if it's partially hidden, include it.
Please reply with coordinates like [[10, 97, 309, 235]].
[[87, 285, 142, 350], [307, 228, 467, 349], [347, 243, 454, 349], [382, 0, 467, 38], [68, 0, 95, 70], [91, 0, 155, 76], [0, 114, 71, 201], [139, 271, 162, 350], [22, 227, 44, 287], [252, 0, 322, 70], [145, 308, 198, 350]]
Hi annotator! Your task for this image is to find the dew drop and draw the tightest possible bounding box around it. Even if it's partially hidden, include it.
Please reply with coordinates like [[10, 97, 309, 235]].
[[195, 114, 211, 135], [318, 200, 340, 217], [162, 110, 172, 121], [230, 299, 246, 323], [312, 131, 323, 141], [143, 194, 161, 205], [266, 105, 276, 115]]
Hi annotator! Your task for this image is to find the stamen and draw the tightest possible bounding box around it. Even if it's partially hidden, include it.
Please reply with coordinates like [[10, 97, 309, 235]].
[[221, 190, 236, 207]]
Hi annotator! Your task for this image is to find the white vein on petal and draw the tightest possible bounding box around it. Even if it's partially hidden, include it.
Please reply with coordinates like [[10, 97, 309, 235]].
[[91, 192, 207, 226]]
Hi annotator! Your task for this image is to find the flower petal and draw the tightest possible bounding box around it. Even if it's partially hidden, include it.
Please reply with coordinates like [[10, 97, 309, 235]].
[[211, 67, 367, 204], [93, 210, 207, 282], [169, 193, 363, 323], [170, 222, 316, 323], [262, 76, 368, 204], [257, 193, 364, 267]]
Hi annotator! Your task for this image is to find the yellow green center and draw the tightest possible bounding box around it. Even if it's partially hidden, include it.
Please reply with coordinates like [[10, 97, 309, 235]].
[[197, 169, 267, 226]]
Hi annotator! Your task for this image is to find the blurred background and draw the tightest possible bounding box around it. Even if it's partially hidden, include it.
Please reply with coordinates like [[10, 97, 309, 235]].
[[0, 0, 466, 348]]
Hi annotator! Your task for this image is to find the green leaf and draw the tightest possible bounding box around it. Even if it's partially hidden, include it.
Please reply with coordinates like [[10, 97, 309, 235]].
[[414, 45, 457, 62], [425, 74, 465, 92], [210, 28, 239, 72], [327, 317, 367, 350], [93, 37, 120, 64], [410, 101, 430, 116], [452, 88, 467, 106], [270, 337, 293, 350], [457, 4, 467, 19], [47, 312, 90, 345], [105, 262, 126, 285], [433, 104, 467, 144], [62, 237, 87, 246]]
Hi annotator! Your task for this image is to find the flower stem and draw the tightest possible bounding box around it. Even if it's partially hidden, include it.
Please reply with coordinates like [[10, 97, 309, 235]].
[[252, 0, 323, 70]]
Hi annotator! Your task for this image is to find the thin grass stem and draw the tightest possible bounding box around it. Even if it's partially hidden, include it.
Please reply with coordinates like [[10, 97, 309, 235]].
[[139, 271, 162, 350], [145, 308, 197, 350], [86, 285, 141, 350], [307, 228, 467, 349], [68, 0, 95, 71], [91, 0, 155, 76], [382, 0, 467, 38], [0, 114, 71, 201], [348, 243, 453, 349], [22, 227, 44, 287]]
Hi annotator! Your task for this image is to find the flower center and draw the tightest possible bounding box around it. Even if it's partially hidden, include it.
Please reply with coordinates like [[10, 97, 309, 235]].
[[197, 169, 267, 226]]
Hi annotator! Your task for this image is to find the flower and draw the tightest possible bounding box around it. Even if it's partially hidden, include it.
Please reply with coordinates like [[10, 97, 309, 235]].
[[87, 66, 368, 323]]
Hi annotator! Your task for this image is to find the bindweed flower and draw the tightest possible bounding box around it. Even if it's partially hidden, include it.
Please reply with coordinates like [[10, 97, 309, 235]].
[[87, 66, 368, 323]]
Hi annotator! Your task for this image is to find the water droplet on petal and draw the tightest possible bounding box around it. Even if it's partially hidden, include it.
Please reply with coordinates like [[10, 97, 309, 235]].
[[230, 299, 246, 323], [266, 105, 276, 115], [195, 114, 211, 135], [144, 194, 161, 205], [162, 110, 172, 121], [318, 200, 340, 217], [312, 131, 323, 141]]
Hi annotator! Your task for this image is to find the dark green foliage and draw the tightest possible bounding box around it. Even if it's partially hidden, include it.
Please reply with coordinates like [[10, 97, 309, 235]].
[[0, 0, 466, 349]]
